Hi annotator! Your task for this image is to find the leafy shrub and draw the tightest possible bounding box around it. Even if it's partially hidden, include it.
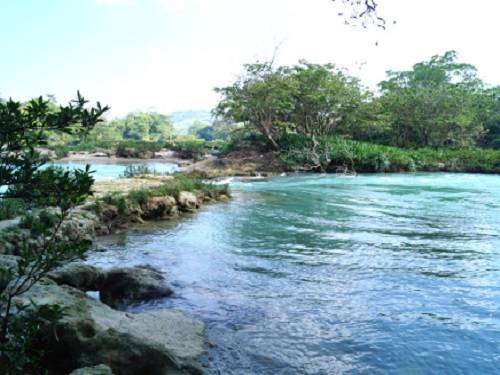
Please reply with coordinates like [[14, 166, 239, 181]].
[[115, 141, 162, 158], [101, 192, 129, 215], [280, 134, 500, 173], [120, 165, 161, 178], [128, 189, 151, 206], [0, 199, 25, 220], [165, 137, 206, 161]]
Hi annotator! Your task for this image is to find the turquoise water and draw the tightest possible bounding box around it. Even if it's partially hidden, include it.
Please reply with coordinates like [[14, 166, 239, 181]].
[[53, 160, 178, 179], [89, 173, 500, 374]]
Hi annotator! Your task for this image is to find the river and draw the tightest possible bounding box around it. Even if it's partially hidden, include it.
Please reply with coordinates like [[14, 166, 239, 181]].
[[53, 160, 179, 179], [87, 172, 500, 374]]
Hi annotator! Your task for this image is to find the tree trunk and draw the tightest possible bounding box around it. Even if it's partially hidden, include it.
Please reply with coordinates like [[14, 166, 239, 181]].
[[261, 120, 279, 151]]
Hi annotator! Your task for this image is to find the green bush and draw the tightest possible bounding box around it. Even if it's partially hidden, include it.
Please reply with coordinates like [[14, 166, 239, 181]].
[[128, 189, 152, 206], [165, 137, 206, 161], [280, 134, 500, 173], [115, 141, 162, 158], [0, 199, 26, 220], [101, 192, 129, 215], [120, 165, 162, 178], [149, 174, 229, 199]]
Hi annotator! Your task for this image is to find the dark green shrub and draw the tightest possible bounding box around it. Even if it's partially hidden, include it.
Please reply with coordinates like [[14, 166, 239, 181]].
[[101, 193, 129, 215], [120, 165, 161, 178], [0, 199, 25, 221]]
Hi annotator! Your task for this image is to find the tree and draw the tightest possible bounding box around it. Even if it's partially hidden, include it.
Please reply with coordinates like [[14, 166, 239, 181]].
[[378, 51, 485, 147], [475, 86, 500, 149], [287, 61, 368, 138], [188, 120, 213, 140], [120, 112, 176, 142], [214, 62, 294, 150], [0, 93, 108, 373]]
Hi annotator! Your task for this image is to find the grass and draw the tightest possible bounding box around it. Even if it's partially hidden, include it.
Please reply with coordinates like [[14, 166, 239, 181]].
[[0, 199, 26, 220], [99, 174, 229, 211], [279, 134, 500, 173]]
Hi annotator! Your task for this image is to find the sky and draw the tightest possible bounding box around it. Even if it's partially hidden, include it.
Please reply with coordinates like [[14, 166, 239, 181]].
[[1, 0, 499, 118]]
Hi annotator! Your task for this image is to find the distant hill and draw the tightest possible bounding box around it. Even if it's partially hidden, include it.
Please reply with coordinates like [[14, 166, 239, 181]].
[[169, 110, 213, 134]]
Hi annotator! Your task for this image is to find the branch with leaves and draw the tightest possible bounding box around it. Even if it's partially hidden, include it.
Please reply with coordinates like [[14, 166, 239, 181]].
[[0, 93, 108, 373]]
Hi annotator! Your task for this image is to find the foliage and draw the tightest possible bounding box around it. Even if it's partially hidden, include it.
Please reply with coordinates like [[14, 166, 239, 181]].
[[280, 134, 500, 173], [101, 192, 130, 215], [214, 62, 295, 150], [115, 140, 162, 158], [101, 174, 229, 209], [0, 199, 25, 221], [377, 51, 485, 148], [215, 61, 370, 152], [215, 52, 500, 173], [150, 173, 229, 199], [120, 164, 162, 178], [165, 136, 207, 161], [0, 93, 108, 373]]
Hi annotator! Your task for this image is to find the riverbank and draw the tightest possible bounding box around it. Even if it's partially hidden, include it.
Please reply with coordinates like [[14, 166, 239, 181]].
[[0, 174, 230, 374]]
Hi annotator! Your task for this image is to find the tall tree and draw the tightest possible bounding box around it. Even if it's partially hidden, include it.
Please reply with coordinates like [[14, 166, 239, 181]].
[[378, 51, 485, 147], [214, 62, 294, 150]]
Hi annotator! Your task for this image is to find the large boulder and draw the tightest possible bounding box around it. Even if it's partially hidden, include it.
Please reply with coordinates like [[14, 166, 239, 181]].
[[177, 191, 199, 212], [49, 263, 173, 309], [100, 265, 173, 309], [48, 262, 106, 291], [69, 364, 114, 375], [18, 282, 206, 375], [143, 196, 178, 219]]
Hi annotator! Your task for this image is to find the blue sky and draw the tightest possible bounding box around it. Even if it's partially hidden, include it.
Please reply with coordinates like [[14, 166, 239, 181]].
[[1, 0, 499, 117]]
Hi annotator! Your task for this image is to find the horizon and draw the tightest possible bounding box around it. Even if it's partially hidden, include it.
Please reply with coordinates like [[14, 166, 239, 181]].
[[1, 0, 500, 118]]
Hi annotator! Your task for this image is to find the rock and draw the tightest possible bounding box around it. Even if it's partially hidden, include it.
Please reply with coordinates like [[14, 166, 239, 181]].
[[92, 152, 109, 158], [69, 364, 114, 375], [143, 196, 178, 219], [97, 203, 119, 222], [35, 147, 57, 161], [18, 282, 206, 375], [49, 263, 173, 309], [48, 262, 106, 291], [100, 265, 173, 309], [154, 150, 176, 159], [177, 191, 199, 212]]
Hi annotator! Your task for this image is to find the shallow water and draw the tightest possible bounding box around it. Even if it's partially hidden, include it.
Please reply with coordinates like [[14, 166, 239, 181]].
[[53, 160, 178, 179], [88, 173, 500, 374]]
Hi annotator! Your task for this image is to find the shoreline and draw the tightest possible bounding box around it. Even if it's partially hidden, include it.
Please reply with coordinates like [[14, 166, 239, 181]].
[[0, 175, 230, 374]]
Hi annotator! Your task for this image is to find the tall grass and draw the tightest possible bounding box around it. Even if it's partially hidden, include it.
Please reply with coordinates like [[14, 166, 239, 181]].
[[280, 134, 500, 173]]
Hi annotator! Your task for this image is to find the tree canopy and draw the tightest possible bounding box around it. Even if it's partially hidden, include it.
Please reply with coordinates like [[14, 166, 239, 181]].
[[215, 51, 500, 151]]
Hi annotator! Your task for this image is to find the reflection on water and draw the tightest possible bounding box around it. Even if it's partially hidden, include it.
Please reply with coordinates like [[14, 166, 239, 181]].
[[88, 173, 500, 374]]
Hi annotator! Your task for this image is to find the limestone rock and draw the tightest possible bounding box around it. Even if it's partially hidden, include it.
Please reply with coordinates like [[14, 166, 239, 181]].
[[100, 265, 173, 309], [143, 196, 177, 219], [177, 191, 199, 212], [50, 263, 173, 309], [48, 262, 106, 291], [18, 282, 206, 375]]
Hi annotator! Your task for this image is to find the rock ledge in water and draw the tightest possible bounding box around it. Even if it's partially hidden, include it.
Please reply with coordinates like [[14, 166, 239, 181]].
[[49, 263, 173, 309], [18, 282, 206, 375]]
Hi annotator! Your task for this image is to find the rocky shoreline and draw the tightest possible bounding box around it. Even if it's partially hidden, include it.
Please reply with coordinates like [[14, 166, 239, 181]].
[[0, 176, 230, 374]]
